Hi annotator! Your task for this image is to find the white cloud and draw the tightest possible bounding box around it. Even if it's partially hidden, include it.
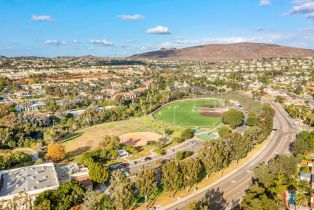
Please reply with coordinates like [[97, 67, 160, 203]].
[[260, 0, 270, 6], [44, 40, 66, 46], [32, 15, 53, 21], [89, 39, 113, 46], [289, 0, 314, 18], [147, 26, 171, 35], [118, 14, 144, 20], [73, 40, 80, 44]]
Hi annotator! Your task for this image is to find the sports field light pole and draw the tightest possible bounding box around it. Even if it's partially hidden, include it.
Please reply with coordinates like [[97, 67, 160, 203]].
[[173, 105, 178, 125]]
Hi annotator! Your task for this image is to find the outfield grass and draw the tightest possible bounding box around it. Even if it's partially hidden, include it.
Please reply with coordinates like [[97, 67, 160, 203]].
[[153, 98, 224, 127]]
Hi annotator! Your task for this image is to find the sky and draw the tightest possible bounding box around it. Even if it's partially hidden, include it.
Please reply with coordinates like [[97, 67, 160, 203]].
[[0, 0, 314, 57]]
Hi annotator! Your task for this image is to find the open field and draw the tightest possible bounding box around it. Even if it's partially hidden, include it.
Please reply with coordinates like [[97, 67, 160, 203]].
[[153, 98, 224, 127], [209, 91, 264, 114], [119, 132, 163, 146], [61, 116, 184, 160]]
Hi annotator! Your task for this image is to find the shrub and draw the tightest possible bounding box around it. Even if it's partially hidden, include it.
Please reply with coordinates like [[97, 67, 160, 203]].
[[154, 147, 166, 155], [173, 137, 184, 143], [123, 145, 137, 154], [246, 112, 257, 126], [181, 128, 194, 140]]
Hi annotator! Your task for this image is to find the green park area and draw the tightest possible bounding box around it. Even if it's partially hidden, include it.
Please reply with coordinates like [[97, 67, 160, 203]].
[[153, 98, 225, 127]]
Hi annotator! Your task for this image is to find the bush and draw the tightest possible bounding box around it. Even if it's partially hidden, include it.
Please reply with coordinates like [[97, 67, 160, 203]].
[[176, 151, 184, 160], [123, 145, 137, 154], [176, 150, 192, 160], [246, 112, 257, 126], [154, 147, 166, 155], [164, 128, 174, 136], [173, 137, 184, 143], [181, 128, 194, 140]]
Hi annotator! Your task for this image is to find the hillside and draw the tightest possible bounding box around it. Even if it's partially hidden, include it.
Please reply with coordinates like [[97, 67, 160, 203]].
[[131, 42, 314, 62]]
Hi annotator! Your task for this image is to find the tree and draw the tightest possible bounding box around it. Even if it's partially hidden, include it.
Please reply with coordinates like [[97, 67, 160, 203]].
[[254, 165, 276, 188], [199, 140, 231, 174], [136, 167, 157, 196], [81, 191, 98, 210], [222, 109, 244, 128], [109, 169, 135, 210], [246, 112, 257, 126], [181, 128, 194, 140], [89, 162, 109, 184], [136, 167, 157, 208], [241, 183, 278, 210], [164, 128, 174, 136], [181, 159, 204, 190], [34, 182, 85, 210], [98, 136, 120, 159], [0, 127, 13, 148], [290, 131, 314, 155], [267, 155, 297, 177], [226, 132, 250, 162], [0, 103, 12, 118], [161, 160, 183, 192], [46, 143, 65, 161], [217, 126, 231, 138]]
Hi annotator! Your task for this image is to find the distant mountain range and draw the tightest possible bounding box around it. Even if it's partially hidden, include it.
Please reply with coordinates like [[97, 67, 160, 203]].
[[131, 42, 314, 62]]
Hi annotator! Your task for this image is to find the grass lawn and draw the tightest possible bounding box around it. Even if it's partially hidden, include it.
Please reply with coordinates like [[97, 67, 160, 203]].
[[210, 91, 264, 114], [61, 116, 183, 161], [153, 98, 224, 127]]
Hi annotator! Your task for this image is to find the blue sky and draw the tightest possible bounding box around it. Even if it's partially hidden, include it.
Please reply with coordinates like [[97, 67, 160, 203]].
[[0, 0, 313, 57]]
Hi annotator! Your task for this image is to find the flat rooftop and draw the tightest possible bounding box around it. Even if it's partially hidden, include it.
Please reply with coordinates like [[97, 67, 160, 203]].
[[0, 163, 59, 198]]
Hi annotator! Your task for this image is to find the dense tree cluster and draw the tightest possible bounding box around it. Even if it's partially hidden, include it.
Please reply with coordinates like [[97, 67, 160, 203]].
[[290, 131, 314, 155], [242, 130, 314, 209], [34, 182, 86, 210], [0, 104, 50, 148], [80, 136, 121, 184], [0, 150, 33, 170], [162, 159, 204, 193]]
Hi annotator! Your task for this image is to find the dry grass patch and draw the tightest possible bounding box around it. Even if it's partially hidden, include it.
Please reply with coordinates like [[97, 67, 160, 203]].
[[120, 132, 162, 147]]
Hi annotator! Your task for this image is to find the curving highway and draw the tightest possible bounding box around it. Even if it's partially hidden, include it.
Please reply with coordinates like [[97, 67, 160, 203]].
[[159, 102, 298, 210]]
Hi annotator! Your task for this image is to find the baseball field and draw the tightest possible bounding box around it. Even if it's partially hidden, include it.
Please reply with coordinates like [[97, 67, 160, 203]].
[[153, 98, 225, 127]]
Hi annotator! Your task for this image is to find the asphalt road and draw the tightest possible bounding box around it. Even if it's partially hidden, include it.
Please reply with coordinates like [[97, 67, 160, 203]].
[[158, 102, 298, 210]]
